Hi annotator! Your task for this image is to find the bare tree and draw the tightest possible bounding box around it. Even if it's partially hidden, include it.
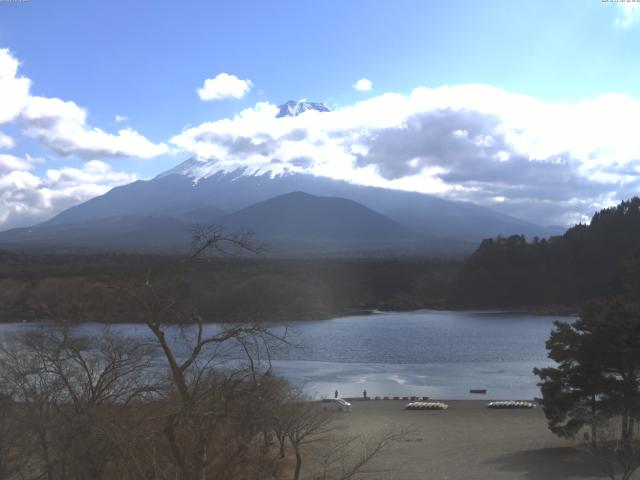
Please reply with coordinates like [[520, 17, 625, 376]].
[[272, 393, 407, 480], [189, 224, 264, 259], [109, 227, 289, 480], [0, 327, 156, 480], [282, 396, 336, 480], [0, 392, 23, 480], [266, 380, 297, 459], [311, 428, 408, 480]]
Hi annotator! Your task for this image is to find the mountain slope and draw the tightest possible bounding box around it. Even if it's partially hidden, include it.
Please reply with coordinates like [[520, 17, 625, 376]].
[[0, 204, 226, 252], [0, 215, 194, 252], [217, 191, 417, 240], [41, 163, 560, 242], [0, 191, 473, 256]]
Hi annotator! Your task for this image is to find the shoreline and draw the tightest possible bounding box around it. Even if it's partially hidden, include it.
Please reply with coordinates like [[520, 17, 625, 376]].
[[339, 397, 540, 403], [0, 305, 579, 324]]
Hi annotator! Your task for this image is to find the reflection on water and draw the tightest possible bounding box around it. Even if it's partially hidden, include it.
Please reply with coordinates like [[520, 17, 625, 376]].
[[0, 309, 573, 400]]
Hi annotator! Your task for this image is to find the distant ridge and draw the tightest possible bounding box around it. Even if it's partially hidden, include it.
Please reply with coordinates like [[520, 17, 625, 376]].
[[0, 191, 473, 256]]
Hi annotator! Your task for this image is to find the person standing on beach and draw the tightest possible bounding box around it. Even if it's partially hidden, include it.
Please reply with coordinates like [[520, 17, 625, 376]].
[[363, 389, 367, 400], [335, 389, 339, 399]]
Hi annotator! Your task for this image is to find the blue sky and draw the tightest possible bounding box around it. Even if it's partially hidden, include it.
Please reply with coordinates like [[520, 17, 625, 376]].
[[1, 0, 640, 229]]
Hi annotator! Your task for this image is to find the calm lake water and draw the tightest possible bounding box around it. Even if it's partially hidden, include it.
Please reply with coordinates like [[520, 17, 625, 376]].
[[0, 310, 574, 400]]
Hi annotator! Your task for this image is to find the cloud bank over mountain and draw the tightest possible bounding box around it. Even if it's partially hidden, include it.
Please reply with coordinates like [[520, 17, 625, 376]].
[[171, 86, 640, 226]]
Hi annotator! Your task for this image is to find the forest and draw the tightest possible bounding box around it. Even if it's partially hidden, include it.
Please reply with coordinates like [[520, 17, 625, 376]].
[[0, 251, 459, 323], [451, 197, 640, 309]]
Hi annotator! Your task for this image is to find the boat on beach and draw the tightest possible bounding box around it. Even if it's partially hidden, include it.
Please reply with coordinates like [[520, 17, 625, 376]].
[[405, 401, 449, 410], [487, 401, 536, 409]]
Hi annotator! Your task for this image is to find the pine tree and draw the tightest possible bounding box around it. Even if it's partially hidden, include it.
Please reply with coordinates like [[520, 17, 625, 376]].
[[535, 299, 640, 447]]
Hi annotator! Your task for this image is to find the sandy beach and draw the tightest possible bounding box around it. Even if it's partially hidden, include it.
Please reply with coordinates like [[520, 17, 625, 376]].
[[334, 400, 618, 480]]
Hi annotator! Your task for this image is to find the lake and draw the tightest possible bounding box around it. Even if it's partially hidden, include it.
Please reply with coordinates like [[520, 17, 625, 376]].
[[270, 310, 573, 400], [0, 310, 574, 400]]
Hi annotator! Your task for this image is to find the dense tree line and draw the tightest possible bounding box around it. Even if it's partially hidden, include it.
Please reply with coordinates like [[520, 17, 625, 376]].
[[0, 252, 459, 323], [452, 197, 640, 309]]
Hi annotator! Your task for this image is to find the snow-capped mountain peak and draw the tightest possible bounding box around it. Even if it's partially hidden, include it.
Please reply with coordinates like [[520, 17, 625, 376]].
[[159, 101, 331, 182], [276, 100, 330, 118], [157, 157, 296, 183], [158, 157, 223, 180]]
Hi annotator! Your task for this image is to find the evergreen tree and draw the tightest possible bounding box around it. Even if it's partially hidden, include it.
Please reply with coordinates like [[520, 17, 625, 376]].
[[535, 299, 640, 447], [454, 197, 640, 308]]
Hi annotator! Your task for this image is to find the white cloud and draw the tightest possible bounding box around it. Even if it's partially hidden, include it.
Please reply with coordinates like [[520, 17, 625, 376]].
[[353, 78, 373, 91], [615, 3, 640, 28], [20, 96, 168, 159], [0, 49, 166, 160], [0, 49, 31, 125], [114, 115, 128, 123], [197, 73, 253, 101], [0, 154, 32, 173], [171, 85, 640, 226], [0, 155, 137, 230], [0, 132, 15, 149]]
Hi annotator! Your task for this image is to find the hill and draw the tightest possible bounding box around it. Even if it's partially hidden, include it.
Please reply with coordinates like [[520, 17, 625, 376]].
[[217, 191, 416, 241]]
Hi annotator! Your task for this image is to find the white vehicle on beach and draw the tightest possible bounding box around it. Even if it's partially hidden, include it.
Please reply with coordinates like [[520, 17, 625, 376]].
[[321, 398, 352, 412]]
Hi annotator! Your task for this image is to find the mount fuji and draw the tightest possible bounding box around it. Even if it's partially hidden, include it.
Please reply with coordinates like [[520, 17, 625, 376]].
[[276, 100, 331, 117], [0, 101, 562, 256]]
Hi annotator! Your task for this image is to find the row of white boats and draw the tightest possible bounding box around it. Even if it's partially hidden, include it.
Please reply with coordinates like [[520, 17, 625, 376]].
[[486, 401, 537, 409], [404, 400, 537, 410], [405, 401, 449, 410]]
